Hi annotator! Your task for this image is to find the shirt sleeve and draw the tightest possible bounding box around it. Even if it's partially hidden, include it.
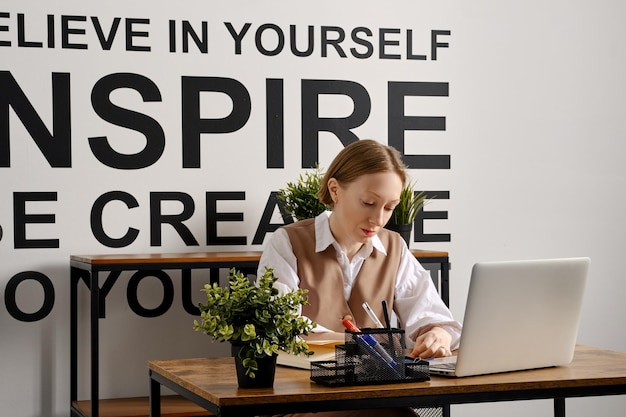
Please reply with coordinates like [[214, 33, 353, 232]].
[[394, 245, 462, 350], [257, 227, 299, 295], [256, 228, 337, 334]]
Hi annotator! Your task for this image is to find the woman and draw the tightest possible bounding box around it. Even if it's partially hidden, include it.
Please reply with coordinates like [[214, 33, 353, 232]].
[[258, 139, 461, 417]]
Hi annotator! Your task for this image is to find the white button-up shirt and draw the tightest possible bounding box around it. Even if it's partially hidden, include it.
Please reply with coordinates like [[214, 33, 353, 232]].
[[258, 211, 461, 349]]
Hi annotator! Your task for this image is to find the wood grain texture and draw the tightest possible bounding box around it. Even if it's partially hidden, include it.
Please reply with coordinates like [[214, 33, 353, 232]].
[[72, 395, 212, 417], [147, 346, 626, 408], [71, 250, 446, 266]]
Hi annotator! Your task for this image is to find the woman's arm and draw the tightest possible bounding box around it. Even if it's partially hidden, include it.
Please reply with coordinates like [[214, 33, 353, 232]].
[[394, 245, 462, 357]]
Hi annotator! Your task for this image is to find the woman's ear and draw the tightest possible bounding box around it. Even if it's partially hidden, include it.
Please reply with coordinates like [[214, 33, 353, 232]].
[[327, 178, 339, 204]]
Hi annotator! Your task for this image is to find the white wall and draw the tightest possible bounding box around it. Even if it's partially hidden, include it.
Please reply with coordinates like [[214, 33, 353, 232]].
[[1, 1, 624, 417]]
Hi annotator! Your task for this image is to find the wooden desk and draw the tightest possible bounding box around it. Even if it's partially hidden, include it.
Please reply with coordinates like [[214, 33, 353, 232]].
[[148, 345, 626, 417], [70, 250, 449, 417]]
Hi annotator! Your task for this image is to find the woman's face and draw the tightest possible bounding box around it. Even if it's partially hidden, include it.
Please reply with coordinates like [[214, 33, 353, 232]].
[[328, 171, 403, 253]]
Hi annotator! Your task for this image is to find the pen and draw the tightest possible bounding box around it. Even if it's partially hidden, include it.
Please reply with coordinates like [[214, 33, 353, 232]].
[[380, 299, 396, 352], [341, 317, 399, 371], [381, 300, 391, 329], [361, 302, 385, 328]]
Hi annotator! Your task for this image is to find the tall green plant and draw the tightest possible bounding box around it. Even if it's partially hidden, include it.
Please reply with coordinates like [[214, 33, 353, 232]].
[[389, 182, 427, 225], [278, 166, 328, 221]]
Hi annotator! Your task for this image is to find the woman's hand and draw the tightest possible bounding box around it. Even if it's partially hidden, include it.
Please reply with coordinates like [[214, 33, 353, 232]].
[[408, 325, 452, 359]]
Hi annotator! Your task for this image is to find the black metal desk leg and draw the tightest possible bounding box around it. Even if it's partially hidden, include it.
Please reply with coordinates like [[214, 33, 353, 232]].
[[70, 267, 79, 403], [441, 261, 450, 307], [554, 398, 565, 417], [90, 269, 100, 417], [149, 372, 161, 417]]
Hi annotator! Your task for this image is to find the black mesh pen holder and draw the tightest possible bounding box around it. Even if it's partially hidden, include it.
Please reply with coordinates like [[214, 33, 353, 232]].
[[310, 328, 430, 386]]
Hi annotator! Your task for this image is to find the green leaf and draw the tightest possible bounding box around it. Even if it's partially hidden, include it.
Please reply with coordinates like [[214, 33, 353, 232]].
[[277, 165, 328, 221], [389, 181, 429, 225], [193, 267, 316, 378]]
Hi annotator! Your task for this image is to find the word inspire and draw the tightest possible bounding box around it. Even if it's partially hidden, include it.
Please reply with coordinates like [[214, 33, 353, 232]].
[[0, 71, 451, 170]]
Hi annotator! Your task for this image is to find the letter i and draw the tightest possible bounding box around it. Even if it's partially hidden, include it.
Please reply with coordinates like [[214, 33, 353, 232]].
[[169, 20, 176, 52]]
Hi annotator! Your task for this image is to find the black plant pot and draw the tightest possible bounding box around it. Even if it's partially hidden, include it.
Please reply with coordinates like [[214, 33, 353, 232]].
[[384, 223, 412, 246], [231, 344, 277, 388]]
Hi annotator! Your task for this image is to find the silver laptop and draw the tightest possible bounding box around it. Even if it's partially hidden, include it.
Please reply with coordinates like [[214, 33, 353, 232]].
[[429, 257, 590, 377]]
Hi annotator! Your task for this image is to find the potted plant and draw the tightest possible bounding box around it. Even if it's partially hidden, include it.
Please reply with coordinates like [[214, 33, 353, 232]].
[[277, 165, 328, 221], [385, 182, 428, 246], [193, 267, 316, 388]]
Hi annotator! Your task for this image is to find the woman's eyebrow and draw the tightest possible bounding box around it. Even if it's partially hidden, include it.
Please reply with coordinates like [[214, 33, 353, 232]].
[[364, 191, 400, 204]]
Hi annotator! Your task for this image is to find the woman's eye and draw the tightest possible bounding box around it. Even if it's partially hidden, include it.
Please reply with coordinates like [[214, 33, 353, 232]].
[[362, 201, 375, 206]]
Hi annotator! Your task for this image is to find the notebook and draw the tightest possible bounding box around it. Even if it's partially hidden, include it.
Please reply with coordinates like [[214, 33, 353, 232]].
[[277, 336, 344, 369], [429, 257, 590, 377]]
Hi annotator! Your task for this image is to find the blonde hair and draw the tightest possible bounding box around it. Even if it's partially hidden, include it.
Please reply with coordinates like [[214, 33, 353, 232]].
[[317, 139, 407, 207]]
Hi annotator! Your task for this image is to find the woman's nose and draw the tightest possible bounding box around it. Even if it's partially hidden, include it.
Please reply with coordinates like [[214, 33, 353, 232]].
[[370, 208, 385, 226]]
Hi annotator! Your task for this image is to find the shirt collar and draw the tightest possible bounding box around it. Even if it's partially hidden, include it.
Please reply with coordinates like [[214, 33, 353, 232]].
[[314, 211, 388, 256]]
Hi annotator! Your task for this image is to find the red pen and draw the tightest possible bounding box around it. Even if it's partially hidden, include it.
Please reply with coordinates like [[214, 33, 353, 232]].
[[342, 317, 361, 333]]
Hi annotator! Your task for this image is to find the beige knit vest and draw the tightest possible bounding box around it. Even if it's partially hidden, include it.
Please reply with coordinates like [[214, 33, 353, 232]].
[[283, 218, 404, 332]]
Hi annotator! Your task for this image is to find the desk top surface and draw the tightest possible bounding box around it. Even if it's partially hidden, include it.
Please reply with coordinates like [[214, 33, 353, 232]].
[[70, 249, 448, 266], [148, 345, 626, 408]]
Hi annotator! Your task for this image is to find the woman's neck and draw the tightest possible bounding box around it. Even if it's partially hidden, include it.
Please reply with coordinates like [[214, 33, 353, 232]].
[[328, 214, 362, 261]]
